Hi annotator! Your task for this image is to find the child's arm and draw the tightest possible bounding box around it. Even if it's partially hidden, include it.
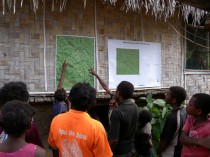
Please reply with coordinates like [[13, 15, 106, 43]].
[[156, 140, 168, 157], [57, 60, 68, 89], [180, 131, 192, 146], [88, 67, 112, 96], [180, 131, 210, 149], [196, 137, 210, 149]]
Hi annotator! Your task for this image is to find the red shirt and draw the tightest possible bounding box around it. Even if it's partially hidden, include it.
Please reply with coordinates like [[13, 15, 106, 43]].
[[182, 115, 210, 157]]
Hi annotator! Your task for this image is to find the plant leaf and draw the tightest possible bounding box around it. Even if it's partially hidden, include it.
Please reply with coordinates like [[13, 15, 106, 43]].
[[146, 93, 153, 103], [147, 102, 153, 109], [152, 107, 160, 117], [153, 99, 165, 107], [139, 97, 146, 100], [151, 118, 157, 124], [162, 107, 167, 118]]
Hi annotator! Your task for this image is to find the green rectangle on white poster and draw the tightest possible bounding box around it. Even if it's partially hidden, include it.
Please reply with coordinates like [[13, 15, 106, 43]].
[[56, 36, 94, 89], [116, 48, 139, 75]]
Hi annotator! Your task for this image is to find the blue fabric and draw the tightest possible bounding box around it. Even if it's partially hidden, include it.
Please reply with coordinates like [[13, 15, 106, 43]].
[[52, 100, 68, 117]]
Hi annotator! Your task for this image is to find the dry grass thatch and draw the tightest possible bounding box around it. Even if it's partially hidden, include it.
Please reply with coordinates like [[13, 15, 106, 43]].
[[1, 0, 210, 26]]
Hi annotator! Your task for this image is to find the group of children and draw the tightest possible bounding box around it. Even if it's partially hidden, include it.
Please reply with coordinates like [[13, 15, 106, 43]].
[[156, 86, 210, 157], [0, 82, 46, 157], [89, 67, 210, 157], [0, 63, 209, 157]]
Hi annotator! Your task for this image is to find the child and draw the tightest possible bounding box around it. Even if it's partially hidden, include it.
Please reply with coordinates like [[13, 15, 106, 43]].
[[135, 109, 153, 157], [53, 88, 68, 117], [53, 60, 69, 117], [48, 82, 112, 157], [0, 100, 46, 157], [180, 93, 210, 157], [0, 81, 44, 148], [157, 86, 187, 157]]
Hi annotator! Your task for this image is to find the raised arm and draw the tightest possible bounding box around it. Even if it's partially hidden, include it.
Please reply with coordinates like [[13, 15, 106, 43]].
[[57, 60, 68, 89], [88, 67, 112, 96]]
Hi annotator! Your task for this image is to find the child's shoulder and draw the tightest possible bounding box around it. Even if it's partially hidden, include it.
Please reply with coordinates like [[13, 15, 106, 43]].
[[140, 123, 152, 135]]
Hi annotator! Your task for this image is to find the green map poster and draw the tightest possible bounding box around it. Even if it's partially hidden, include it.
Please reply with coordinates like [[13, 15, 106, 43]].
[[116, 48, 139, 75], [56, 35, 94, 89]]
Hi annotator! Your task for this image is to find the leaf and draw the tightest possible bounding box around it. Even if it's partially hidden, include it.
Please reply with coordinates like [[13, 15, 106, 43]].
[[162, 107, 167, 118], [143, 106, 149, 110], [159, 118, 166, 132], [152, 125, 160, 141], [146, 93, 153, 103], [139, 97, 146, 100], [153, 99, 165, 107], [152, 107, 160, 117], [147, 102, 153, 109], [151, 118, 157, 124]]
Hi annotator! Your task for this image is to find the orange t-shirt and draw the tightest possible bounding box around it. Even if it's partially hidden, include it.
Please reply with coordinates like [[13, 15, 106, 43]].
[[48, 110, 113, 157]]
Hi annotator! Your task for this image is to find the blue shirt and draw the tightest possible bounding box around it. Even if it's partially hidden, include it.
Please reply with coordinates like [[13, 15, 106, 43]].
[[52, 100, 68, 117]]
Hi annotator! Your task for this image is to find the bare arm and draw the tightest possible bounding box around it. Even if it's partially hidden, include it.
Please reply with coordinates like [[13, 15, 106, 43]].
[[109, 99, 118, 109], [180, 131, 193, 146], [180, 131, 210, 149], [35, 146, 46, 157], [196, 136, 210, 149], [156, 139, 168, 157], [88, 67, 112, 96], [57, 60, 68, 89], [108, 139, 118, 151]]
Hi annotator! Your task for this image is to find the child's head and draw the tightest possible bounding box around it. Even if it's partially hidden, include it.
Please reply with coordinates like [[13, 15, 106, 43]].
[[187, 93, 210, 117], [116, 81, 134, 100], [54, 88, 67, 101], [0, 100, 35, 137], [68, 82, 96, 111], [139, 109, 153, 126], [165, 86, 186, 106], [0, 81, 29, 106]]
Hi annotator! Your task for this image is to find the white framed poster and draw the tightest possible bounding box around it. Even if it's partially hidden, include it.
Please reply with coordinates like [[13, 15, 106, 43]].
[[108, 39, 161, 89], [56, 35, 95, 89]]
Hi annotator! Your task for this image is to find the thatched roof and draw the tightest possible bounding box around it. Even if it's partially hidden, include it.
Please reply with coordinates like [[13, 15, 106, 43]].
[[177, 0, 210, 11], [1, 0, 210, 26]]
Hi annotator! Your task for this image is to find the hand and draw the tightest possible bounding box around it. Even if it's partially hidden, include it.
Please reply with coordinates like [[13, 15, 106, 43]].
[[62, 60, 68, 70], [109, 99, 118, 109], [88, 67, 97, 76]]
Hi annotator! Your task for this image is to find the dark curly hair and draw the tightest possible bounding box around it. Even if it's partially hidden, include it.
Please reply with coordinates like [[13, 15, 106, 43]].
[[54, 88, 67, 101], [0, 81, 29, 106], [117, 81, 134, 99], [170, 86, 187, 104], [192, 93, 210, 116], [0, 100, 35, 137], [138, 109, 153, 128], [68, 82, 96, 111]]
